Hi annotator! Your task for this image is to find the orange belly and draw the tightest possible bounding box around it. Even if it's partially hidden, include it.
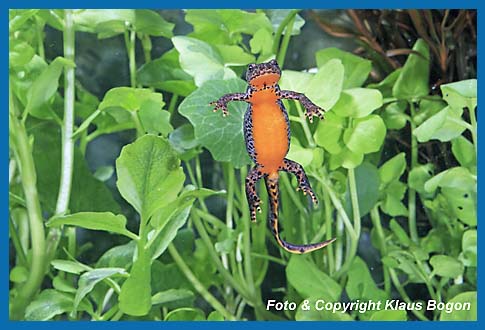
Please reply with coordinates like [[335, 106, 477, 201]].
[[251, 95, 288, 174]]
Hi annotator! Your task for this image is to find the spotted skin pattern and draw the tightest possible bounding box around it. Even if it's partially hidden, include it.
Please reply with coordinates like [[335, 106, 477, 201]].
[[211, 59, 336, 254]]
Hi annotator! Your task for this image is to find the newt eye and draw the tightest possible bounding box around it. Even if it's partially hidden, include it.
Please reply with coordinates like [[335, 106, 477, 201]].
[[270, 59, 278, 65], [248, 63, 256, 70]]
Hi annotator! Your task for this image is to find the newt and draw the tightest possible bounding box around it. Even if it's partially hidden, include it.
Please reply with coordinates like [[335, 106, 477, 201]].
[[210, 59, 336, 254]]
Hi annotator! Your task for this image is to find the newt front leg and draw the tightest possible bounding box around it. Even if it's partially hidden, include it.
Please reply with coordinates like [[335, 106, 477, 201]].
[[209, 92, 249, 116], [278, 90, 325, 122]]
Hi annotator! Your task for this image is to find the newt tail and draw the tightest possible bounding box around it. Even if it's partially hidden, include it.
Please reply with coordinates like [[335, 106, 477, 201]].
[[211, 59, 336, 254], [265, 173, 336, 254]]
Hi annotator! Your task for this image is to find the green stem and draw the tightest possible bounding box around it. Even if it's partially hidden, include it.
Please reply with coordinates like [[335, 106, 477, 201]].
[[276, 12, 296, 66], [168, 244, 236, 320], [168, 94, 179, 116], [272, 10, 299, 60], [334, 168, 361, 279], [125, 29, 137, 88], [9, 97, 46, 320], [468, 104, 477, 156], [55, 9, 75, 216], [35, 16, 45, 60], [388, 268, 429, 320], [9, 215, 28, 266], [131, 112, 145, 137], [408, 102, 419, 243], [192, 212, 250, 300], [47, 9, 77, 261], [370, 206, 391, 296], [322, 189, 335, 274], [250, 252, 287, 266], [238, 166, 256, 297], [295, 102, 316, 148]]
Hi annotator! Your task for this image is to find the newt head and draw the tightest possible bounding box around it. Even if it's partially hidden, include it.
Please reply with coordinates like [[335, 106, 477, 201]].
[[246, 59, 281, 90]]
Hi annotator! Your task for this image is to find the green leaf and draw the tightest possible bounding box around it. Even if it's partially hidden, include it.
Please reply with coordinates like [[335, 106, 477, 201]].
[[151, 289, 195, 306], [414, 106, 466, 142], [148, 202, 192, 260], [138, 101, 173, 136], [137, 50, 196, 97], [53, 275, 76, 293], [214, 44, 255, 66], [441, 79, 477, 111], [96, 241, 136, 269], [459, 230, 477, 267], [287, 137, 313, 167], [392, 39, 430, 100], [172, 36, 236, 87], [381, 101, 408, 130], [75, 268, 127, 310], [249, 28, 274, 58], [185, 9, 272, 45], [329, 147, 364, 170], [119, 251, 152, 316], [165, 307, 205, 321], [343, 115, 386, 153], [25, 289, 92, 321], [25, 57, 75, 119], [451, 136, 476, 170], [9, 40, 35, 67], [408, 164, 434, 195], [379, 153, 406, 185], [178, 78, 251, 168], [346, 257, 388, 301], [207, 311, 225, 321], [286, 256, 342, 301], [99, 87, 164, 113], [367, 68, 401, 98], [389, 219, 411, 247], [133, 10, 174, 38], [316, 47, 372, 88], [10, 266, 28, 283], [279, 70, 313, 95], [73, 9, 134, 35], [430, 255, 464, 278], [30, 121, 120, 214], [47, 212, 137, 240], [116, 135, 185, 219], [439, 291, 476, 321], [424, 167, 476, 193], [51, 259, 90, 275], [369, 310, 407, 321], [93, 165, 114, 182], [314, 112, 345, 154], [332, 88, 383, 118], [267, 10, 305, 35], [305, 59, 345, 110], [344, 162, 380, 217]]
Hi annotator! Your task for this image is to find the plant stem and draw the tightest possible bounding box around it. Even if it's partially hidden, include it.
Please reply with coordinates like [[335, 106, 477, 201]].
[[322, 190, 335, 274], [370, 206, 391, 296], [388, 268, 429, 320], [55, 9, 75, 216], [408, 102, 419, 243], [35, 16, 45, 60], [124, 29, 137, 88], [276, 12, 296, 66], [238, 166, 256, 297], [47, 9, 76, 261], [334, 168, 361, 278], [468, 103, 477, 156], [168, 244, 236, 320], [273, 10, 299, 61], [295, 102, 316, 148], [168, 94, 179, 116], [9, 98, 46, 320], [192, 211, 250, 300]]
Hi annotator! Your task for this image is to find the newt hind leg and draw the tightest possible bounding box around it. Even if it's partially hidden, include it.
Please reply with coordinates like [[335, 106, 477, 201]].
[[245, 166, 265, 222], [280, 158, 318, 205]]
